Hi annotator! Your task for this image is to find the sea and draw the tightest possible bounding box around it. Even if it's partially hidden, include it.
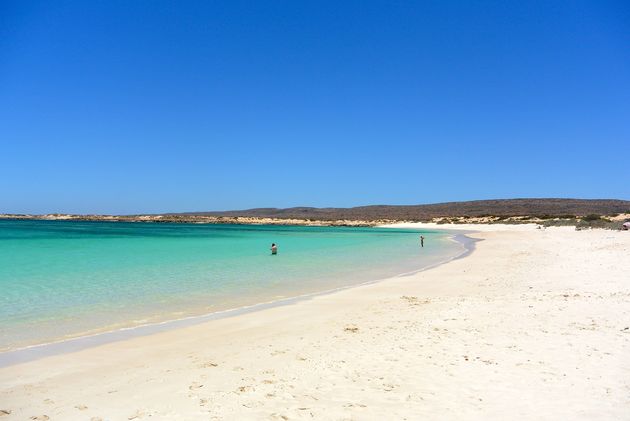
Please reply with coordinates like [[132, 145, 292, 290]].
[[0, 219, 468, 355]]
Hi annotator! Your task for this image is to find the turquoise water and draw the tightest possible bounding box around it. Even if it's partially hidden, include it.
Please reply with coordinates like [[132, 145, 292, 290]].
[[0, 220, 462, 351]]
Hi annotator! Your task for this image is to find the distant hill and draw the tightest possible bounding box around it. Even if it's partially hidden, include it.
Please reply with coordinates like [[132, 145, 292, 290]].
[[171, 198, 630, 221]]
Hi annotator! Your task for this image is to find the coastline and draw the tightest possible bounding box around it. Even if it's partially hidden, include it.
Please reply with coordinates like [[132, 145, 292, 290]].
[[0, 214, 389, 227], [3, 198, 629, 227], [0, 231, 474, 368], [1, 225, 629, 420]]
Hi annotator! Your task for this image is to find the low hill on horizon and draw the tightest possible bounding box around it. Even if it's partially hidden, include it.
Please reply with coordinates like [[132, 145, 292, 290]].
[[171, 198, 630, 221]]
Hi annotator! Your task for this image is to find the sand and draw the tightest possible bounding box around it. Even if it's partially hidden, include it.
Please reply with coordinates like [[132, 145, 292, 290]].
[[1, 225, 629, 420]]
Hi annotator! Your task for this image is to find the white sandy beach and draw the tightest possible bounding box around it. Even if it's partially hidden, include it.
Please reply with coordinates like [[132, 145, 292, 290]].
[[1, 225, 629, 420]]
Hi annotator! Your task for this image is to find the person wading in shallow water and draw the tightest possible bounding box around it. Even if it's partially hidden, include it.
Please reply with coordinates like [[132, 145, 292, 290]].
[[271, 243, 278, 255], [420, 235, 425, 248]]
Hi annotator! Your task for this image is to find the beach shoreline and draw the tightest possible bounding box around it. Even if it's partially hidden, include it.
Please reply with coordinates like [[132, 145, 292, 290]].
[[0, 222, 460, 355], [0, 231, 474, 368], [1, 224, 629, 420]]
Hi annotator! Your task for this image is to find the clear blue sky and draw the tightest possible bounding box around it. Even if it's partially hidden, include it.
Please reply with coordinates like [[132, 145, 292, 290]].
[[1, 1, 629, 214]]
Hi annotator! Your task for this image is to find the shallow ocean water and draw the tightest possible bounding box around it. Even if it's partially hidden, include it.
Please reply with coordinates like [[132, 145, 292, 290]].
[[0, 220, 463, 351]]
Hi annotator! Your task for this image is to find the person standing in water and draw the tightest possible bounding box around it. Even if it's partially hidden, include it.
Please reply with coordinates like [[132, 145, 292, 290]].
[[420, 235, 425, 248], [271, 243, 278, 255]]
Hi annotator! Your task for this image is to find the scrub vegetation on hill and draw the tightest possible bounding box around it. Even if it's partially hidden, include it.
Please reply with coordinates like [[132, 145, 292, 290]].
[[178, 198, 630, 222], [3, 199, 629, 228]]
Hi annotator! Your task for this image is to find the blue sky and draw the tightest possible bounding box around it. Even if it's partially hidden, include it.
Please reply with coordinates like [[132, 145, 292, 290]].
[[1, 1, 629, 214]]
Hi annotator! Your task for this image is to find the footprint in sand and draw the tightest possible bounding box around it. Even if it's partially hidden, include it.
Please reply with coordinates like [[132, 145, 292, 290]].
[[344, 326, 359, 333], [0, 410, 11, 416], [343, 403, 367, 408], [75, 404, 88, 411], [30, 416, 49, 421], [91, 418, 103, 421], [235, 385, 255, 394], [128, 410, 146, 420], [189, 382, 204, 390], [198, 361, 218, 368]]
